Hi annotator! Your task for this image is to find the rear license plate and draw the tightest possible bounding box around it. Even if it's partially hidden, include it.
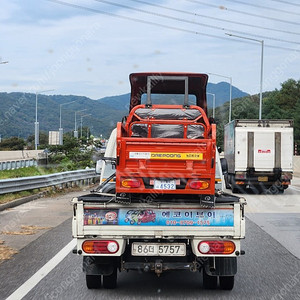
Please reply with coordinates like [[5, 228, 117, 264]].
[[154, 180, 176, 190], [258, 176, 268, 182], [132, 243, 186, 256]]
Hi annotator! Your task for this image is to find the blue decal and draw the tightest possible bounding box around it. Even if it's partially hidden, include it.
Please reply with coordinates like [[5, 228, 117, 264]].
[[84, 208, 234, 227], [118, 208, 234, 227]]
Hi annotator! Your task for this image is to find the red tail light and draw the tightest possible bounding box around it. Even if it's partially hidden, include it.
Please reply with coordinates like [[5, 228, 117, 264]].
[[189, 180, 209, 190], [82, 240, 119, 254], [198, 241, 235, 254], [121, 178, 141, 188]]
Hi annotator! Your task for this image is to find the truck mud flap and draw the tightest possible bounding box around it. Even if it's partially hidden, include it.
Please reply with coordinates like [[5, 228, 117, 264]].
[[204, 257, 237, 276], [83, 256, 118, 276]]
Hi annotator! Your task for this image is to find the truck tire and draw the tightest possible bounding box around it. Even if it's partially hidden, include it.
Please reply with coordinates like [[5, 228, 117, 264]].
[[224, 173, 231, 189], [220, 158, 228, 174], [86, 275, 102, 289], [103, 268, 117, 289], [202, 270, 218, 289], [231, 185, 239, 194], [228, 174, 238, 193], [219, 275, 234, 290]]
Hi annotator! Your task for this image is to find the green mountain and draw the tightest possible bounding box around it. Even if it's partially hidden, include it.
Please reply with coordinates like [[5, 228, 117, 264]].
[[0, 93, 126, 139], [0, 82, 248, 139], [213, 78, 300, 151], [98, 82, 248, 111]]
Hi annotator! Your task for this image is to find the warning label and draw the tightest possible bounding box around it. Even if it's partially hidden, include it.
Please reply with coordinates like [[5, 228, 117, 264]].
[[129, 152, 203, 160]]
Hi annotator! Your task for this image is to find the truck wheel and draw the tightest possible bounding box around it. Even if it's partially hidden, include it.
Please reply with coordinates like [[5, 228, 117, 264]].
[[203, 270, 218, 289], [86, 275, 102, 289], [224, 174, 231, 189], [219, 275, 234, 290], [220, 158, 228, 174], [231, 185, 239, 194], [103, 268, 117, 289]]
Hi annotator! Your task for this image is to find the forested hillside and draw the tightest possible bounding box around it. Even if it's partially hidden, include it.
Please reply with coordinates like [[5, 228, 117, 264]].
[[214, 79, 300, 153], [0, 81, 247, 139], [0, 79, 299, 154]]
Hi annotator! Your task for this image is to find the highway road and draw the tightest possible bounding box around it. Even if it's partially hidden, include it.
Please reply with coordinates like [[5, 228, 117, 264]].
[[0, 182, 300, 300]]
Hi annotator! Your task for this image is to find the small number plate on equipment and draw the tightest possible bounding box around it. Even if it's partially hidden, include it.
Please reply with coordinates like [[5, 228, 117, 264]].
[[132, 243, 186, 256], [258, 176, 268, 182], [154, 180, 176, 190]]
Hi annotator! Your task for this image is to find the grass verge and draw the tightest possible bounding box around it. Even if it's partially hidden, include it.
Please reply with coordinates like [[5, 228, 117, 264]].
[[0, 184, 93, 205], [0, 166, 58, 179]]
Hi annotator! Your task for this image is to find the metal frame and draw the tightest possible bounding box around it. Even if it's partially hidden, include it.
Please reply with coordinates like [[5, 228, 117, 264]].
[[146, 76, 189, 107]]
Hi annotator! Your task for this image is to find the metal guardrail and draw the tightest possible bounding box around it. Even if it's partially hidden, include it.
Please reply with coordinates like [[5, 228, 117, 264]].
[[0, 169, 98, 194], [0, 159, 37, 171]]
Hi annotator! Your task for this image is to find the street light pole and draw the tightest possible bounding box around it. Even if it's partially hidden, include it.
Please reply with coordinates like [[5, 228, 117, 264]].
[[80, 114, 91, 138], [35, 89, 54, 150], [59, 101, 76, 145], [259, 40, 264, 120], [226, 33, 264, 120], [0, 59, 8, 142], [74, 109, 87, 138], [207, 72, 232, 122], [207, 93, 216, 118]]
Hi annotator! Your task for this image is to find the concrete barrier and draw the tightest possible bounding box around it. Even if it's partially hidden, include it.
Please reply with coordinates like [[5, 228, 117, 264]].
[[0, 150, 43, 162], [0, 159, 37, 170], [294, 156, 300, 177]]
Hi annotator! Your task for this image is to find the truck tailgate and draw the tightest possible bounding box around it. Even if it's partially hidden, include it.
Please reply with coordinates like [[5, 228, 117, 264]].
[[116, 138, 216, 195], [72, 201, 245, 239]]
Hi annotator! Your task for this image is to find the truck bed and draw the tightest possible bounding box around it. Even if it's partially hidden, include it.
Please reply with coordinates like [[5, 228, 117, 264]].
[[72, 194, 246, 257]]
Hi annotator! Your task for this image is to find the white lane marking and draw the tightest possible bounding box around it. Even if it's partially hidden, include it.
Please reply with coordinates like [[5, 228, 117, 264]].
[[290, 186, 300, 192], [6, 239, 77, 300]]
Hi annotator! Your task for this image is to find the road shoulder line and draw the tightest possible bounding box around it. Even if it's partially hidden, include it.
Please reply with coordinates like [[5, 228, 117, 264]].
[[6, 239, 76, 300]]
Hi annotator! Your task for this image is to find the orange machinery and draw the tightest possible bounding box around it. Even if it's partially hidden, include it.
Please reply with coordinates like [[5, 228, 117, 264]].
[[115, 73, 216, 205]]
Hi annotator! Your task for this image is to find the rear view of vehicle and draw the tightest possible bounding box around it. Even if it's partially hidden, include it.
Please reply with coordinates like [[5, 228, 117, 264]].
[[72, 72, 246, 291], [224, 119, 293, 193], [116, 74, 216, 206]]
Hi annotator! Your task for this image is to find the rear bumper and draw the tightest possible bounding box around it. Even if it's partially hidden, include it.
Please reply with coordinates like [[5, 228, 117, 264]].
[[233, 170, 292, 186]]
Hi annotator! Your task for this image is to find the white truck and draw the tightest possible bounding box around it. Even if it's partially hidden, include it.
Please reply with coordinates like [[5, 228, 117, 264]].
[[223, 119, 293, 193], [72, 131, 246, 291], [71, 72, 246, 291]]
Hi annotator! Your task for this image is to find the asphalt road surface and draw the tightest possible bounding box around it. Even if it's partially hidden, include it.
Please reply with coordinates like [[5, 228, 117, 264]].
[[0, 183, 300, 300]]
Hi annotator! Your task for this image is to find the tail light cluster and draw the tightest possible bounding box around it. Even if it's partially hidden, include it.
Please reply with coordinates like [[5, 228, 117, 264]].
[[82, 240, 119, 254], [198, 241, 235, 254], [120, 178, 210, 190], [189, 180, 209, 190], [235, 172, 246, 179], [121, 178, 141, 188]]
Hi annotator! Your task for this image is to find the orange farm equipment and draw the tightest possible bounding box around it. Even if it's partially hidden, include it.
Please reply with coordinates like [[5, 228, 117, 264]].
[[115, 73, 216, 206]]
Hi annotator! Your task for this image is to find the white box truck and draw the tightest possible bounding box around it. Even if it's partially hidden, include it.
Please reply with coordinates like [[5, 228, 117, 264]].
[[224, 119, 293, 193]]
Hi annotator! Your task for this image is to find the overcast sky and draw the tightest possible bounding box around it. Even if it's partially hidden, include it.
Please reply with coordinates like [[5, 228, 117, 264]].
[[0, 0, 299, 99]]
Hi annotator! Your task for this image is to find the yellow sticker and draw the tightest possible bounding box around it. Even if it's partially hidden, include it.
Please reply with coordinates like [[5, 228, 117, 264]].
[[149, 152, 203, 160]]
